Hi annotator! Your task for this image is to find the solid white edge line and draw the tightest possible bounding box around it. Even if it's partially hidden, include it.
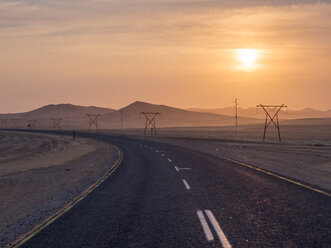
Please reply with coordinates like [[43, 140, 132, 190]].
[[197, 210, 214, 242], [174, 166, 179, 171], [182, 179, 191, 190], [205, 210, 231, 248]]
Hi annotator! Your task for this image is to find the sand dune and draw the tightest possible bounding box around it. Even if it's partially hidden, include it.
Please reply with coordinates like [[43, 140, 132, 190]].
[[0, 131, 96, 176]]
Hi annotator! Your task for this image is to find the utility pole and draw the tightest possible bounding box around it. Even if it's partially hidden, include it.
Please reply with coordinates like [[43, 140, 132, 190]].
[[120, 110, 123, 135], [234, 98, 238, 138]]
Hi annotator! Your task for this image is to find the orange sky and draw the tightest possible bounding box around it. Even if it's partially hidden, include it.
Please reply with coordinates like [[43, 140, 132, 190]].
[[0, 0, 330, 112]]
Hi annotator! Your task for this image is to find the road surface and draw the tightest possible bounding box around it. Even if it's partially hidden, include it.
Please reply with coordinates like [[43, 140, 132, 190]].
[[19, 132, 331, 248]]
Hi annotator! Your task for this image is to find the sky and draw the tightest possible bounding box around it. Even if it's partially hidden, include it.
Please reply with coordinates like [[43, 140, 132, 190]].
[[0, 0, 331, 112]]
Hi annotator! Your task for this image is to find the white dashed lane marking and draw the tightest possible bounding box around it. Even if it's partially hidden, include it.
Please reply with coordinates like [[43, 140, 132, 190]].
[[174, 166, 191, 171], [182, 179, 190, 190]]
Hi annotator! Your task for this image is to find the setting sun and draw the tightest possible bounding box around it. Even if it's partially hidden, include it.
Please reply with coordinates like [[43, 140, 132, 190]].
[[237, 49, 259, 69]]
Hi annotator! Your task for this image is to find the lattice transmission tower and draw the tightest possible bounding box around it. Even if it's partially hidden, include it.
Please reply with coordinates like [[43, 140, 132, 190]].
[[140, 112, 160, 136], [51, 118, 63, 129], [256, 104, 287, 142], [87, 114, 101, 132]]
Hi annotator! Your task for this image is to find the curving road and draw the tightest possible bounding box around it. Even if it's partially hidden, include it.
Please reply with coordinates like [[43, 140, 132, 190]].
[[19, 132, 331, 248]]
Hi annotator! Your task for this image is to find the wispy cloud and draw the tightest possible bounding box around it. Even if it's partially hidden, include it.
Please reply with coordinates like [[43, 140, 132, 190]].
[[1, 0, 330, 45], [0, 0, 330, 112]]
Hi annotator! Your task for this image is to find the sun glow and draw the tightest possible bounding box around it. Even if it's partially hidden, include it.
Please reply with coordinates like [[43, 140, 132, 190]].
[[237, 49, 259, 69]]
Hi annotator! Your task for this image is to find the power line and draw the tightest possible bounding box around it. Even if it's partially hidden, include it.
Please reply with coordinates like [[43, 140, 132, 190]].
[[234, 98, 238, 138]]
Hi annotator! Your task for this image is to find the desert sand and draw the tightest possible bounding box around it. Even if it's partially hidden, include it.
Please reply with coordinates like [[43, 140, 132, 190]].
[[0, 131, 119, 247]]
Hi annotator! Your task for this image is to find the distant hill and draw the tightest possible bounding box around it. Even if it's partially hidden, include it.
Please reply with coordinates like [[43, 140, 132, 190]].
[[189, 107, 331, 120], [0, 104, 115, 129], [100, 101, 262, 129]]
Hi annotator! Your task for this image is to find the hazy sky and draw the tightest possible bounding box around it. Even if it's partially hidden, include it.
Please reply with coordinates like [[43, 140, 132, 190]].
[[0, 0, 330, 112]]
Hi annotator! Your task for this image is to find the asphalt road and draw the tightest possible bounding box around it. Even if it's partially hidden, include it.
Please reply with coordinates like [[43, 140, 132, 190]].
[[20, 132, 331, 248]]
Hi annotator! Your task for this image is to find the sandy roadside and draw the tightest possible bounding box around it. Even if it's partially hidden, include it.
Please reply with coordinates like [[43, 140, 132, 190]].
[[0, 131, 97, 176], [0, 131, 119, 247]]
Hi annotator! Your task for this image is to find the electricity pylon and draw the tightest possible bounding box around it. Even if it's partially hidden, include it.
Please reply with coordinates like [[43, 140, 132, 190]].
[[87, 114, 101, 132], [256, 104, 287, 142], [140, 112, 160, 136]]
